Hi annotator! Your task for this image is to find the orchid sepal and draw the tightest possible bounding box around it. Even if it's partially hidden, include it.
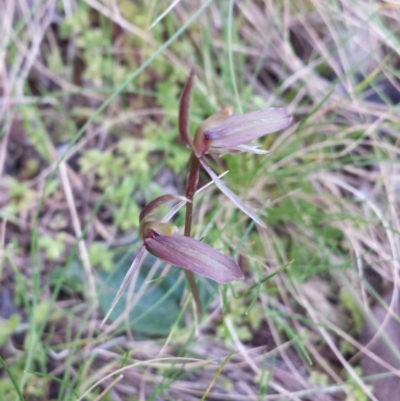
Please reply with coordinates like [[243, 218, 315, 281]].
[[179, 68, 195, 147], [207, 145, 269, 155], [231, 145, 269, 155], [100, 245, 147, 327], [199, 157, 266, 228]]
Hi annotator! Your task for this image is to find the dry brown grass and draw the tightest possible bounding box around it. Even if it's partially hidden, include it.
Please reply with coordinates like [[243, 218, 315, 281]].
[[1, 1, 400, 400]]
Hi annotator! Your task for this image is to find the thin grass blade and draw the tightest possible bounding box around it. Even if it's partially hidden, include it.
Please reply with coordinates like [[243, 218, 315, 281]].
[[100, 245, 147, 327]]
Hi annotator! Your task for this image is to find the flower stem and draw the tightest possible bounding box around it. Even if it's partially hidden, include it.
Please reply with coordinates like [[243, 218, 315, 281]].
[[184, 152, 202, 314]]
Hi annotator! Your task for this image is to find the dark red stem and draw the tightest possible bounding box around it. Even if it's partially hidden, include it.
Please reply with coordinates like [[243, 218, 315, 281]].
[[183, 152, 202, 314]]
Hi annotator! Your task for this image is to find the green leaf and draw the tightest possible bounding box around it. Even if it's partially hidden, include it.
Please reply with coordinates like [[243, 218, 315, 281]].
[[97, 252, 217, 336], [50, 261, 85, 294]]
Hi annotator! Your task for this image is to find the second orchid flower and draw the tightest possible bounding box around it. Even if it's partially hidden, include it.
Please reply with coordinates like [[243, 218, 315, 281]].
[[101, 194, 243, 326]]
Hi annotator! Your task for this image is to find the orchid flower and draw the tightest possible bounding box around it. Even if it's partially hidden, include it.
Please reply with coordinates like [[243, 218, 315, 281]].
[[101, 194, 243, 326], [179, 70, 292, 227]]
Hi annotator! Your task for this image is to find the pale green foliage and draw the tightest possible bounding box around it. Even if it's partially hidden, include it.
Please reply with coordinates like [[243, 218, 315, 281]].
[[310, 371, 330, 386], [38, 235, 66, 261], [0, 315, 20, 346], [33, 301, 55, 326], [59, 3, 89, 37], [217, 297, 264, 345], [340, 288, 364, 333], [344, 367, 372, 401], [79, 144, 147, 230], [5, 177, 35, 217], [88, 242, 114, 272], [60, 2, 132, 87], [18, 106, 50, 161]]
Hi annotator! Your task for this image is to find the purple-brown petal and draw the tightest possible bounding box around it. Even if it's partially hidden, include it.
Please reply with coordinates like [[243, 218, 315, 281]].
[[139, 194, 190, 224], [144, 233, 243, 284], [199, 158, 266, 228], [178, 68, 195, 147], [203, 108, 292, 148]]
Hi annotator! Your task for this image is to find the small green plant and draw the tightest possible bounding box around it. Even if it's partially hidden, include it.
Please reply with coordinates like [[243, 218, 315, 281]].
[[88, 242, 114, 272], [5, 177, 36, 217], [344, 367, 372, 401], [38, 235, 66, 261]]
